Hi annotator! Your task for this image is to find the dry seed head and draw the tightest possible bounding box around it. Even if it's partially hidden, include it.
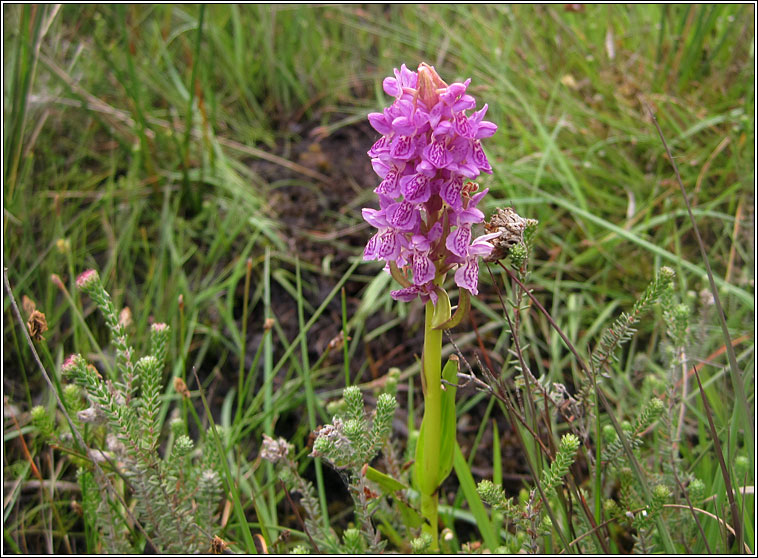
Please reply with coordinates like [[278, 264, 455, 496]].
[[484, 207, 538, 262], [174, 377, 191, 398], [27, 310, 48, 341], [327, 331, 350, 351], [209, 535, 230, 554], [699, 288, 715, 307], [260, 433, 293, 464], [70, 500, 83, 516], [77, 406, 107, 425]]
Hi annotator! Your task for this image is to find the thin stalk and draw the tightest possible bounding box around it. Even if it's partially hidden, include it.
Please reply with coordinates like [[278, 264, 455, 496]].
[[594, 390, 602, 525], [499, 263, 675, 553], [181, 4, 206, 211], [644, 99, 754, 457], [341, 287, 350, 387], [692, 365, 744, 552], [236, 258, 253, 421], [178, 294, 187, 434], [263, 247, 275, 521]]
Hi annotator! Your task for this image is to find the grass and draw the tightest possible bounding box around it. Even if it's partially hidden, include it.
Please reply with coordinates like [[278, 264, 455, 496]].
[[3, 3, 754, 554]]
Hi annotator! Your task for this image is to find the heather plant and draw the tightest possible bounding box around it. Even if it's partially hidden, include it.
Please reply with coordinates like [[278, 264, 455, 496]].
[[261, 384, 400, 553], [464, 223, 680, 552], [29, 270, 224, 553], [466, 224, 753, 554]]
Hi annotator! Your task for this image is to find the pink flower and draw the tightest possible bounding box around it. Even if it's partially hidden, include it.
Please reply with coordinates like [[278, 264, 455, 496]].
[[75, 269, 99, 290], [362, 63, 498, 302], [62, 353, 85, 374]]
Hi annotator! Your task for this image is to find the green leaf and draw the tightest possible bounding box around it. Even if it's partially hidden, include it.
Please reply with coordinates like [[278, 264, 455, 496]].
[[397, 499, 425, 529], [437, 356, 459, 483], [492, 420, 502, 486], [366, 465, 407, 494], [433, 289, 470, 330], [431, 287, 452, 329], [453, 442, 499, 552]]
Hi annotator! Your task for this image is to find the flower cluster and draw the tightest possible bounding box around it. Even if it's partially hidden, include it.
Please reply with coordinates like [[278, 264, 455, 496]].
[[363, 63, 499, 302]]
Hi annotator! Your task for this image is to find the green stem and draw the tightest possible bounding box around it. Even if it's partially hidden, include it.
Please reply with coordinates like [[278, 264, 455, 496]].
[[419, 299, 443, 551], [421, 492, 439, 551]]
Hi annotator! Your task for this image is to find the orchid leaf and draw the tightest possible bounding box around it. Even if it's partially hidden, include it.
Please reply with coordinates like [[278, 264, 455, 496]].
[[437, 356, 459, 482], [432, 289, 470, 330], [431, 287, 452, 329], [413, 419, 433, 496]]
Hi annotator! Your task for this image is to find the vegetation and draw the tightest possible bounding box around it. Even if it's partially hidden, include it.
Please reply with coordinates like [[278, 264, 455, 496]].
[[3, 4, 753, 554]]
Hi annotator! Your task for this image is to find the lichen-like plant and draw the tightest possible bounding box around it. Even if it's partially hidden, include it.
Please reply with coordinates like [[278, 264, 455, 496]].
[[32, 269, 224, 553], [261, 385, 399, 554], [362, 62, 499, 550]]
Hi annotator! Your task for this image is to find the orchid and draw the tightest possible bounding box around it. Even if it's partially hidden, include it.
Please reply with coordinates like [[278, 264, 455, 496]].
[[363, 63, 498, 302], [362, 63, 499, 551]]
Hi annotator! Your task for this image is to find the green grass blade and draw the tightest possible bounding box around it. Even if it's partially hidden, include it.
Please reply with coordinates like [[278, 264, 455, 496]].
[[192, 370, 258, 553], [453, 442, 499, 552], [295, 257, 330, 531]]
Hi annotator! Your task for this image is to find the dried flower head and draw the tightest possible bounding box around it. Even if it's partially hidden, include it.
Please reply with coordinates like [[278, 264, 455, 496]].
[[174, 377, 191, 399], [27, 309, 48, 341], [260, 433, 293, 464], [483, 207, 538, 262], [77, 405, 107, 425]]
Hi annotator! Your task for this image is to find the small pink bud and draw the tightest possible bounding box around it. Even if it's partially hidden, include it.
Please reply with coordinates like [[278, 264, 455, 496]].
[[151, 322, 169, 333], [62, 354, 84, 374], [119, 307, 132, 329], [50, 274, 64, 290], [75, 269, 99, 290], [416, 62, 446, 110]]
